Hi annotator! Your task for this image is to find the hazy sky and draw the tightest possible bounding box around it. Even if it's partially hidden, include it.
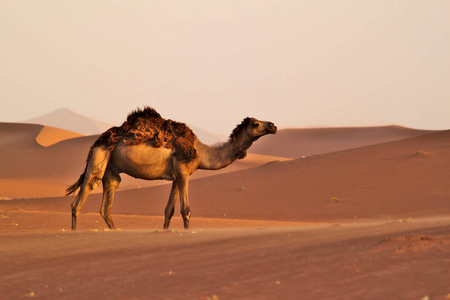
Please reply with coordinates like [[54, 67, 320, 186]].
[[1, 1, 449, 134]]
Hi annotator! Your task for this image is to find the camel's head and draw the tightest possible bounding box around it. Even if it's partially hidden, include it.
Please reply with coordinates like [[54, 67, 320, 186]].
[[230, 117, 277, 144]]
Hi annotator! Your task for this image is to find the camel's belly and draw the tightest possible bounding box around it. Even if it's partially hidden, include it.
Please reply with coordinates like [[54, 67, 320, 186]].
[[110, 143, 175, 181]]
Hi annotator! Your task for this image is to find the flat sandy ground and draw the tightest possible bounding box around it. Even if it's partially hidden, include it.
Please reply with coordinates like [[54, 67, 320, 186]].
[[1, 213, 449, 299], [1, 123, 449, 299]]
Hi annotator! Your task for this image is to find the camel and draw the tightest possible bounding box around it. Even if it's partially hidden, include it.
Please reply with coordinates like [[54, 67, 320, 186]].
[[67, 107, 277, 230]]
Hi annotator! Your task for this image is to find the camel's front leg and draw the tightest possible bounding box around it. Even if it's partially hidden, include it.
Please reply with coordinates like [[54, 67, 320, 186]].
[[163, 181, 179, 229], [177, 174, 191, 229]]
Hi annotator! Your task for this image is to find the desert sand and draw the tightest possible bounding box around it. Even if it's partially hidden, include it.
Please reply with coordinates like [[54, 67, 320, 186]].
[[1, 122, 449, 299]]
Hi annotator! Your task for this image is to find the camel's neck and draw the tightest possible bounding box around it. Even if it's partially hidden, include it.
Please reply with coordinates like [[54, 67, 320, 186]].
[[197, 138, 252, 171]]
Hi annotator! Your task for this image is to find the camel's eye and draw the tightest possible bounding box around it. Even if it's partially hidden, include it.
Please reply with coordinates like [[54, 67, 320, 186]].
[[252, 122, 259, 128]]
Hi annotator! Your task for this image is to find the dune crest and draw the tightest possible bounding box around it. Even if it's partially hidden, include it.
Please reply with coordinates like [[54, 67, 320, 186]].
[[35, 126, 83, 147]]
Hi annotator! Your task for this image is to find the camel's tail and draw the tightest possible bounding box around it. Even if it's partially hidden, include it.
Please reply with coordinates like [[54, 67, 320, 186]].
[[66, 165, 87, 196]]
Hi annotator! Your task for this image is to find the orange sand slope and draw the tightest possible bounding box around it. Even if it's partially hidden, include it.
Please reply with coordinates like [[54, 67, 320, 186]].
[[35, 125, 83, 147]]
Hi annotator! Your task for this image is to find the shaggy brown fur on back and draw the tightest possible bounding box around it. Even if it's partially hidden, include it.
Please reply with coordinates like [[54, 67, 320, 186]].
[[87, 107, 197, 162]]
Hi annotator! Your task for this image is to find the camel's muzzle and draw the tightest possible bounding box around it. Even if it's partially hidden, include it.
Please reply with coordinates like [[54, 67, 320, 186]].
[[267, 122, 277, 134]]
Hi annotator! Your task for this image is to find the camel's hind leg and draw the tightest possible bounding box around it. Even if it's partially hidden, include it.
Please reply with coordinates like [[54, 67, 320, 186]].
[[71, 147, 111, 230], [100, 168, 121, 229], [71, 178, 96, 230], [163, 181, 179, 229], [72, 183, 92, 230]]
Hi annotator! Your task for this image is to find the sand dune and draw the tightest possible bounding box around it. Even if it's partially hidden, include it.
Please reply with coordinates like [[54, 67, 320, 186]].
[[0, 122, 43, 149], [0, 123, 98, 198], [184, 130, 450, 222], [249, 125, 436, 158]]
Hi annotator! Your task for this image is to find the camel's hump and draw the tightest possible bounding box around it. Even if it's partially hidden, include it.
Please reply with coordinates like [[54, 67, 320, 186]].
[[87, 106, 198, 163]]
